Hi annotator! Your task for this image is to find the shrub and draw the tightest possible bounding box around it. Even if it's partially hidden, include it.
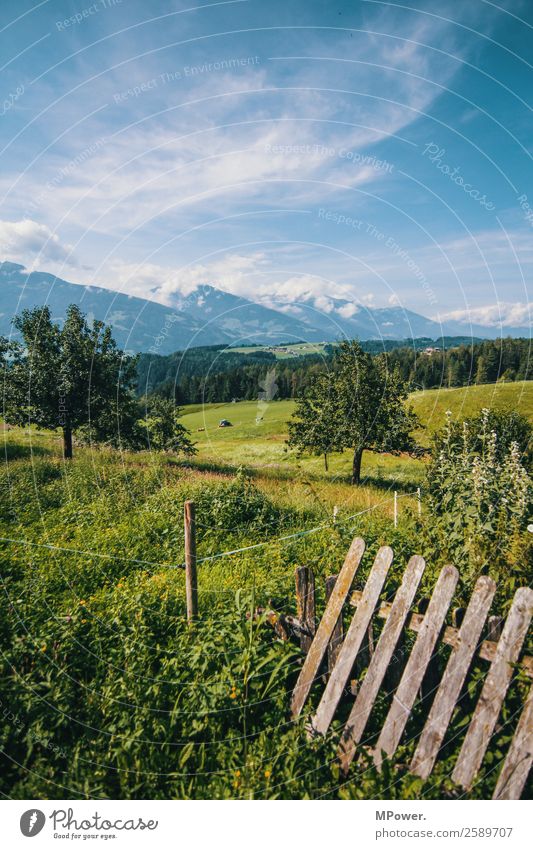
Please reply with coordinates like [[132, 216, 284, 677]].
[[426, 410, 532, 587]]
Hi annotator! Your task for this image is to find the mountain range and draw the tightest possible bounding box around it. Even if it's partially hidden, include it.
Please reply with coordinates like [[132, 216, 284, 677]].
[[1, 261, 529, 354]]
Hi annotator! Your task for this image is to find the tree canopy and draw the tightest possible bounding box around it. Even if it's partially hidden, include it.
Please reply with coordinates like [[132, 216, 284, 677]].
[[2, 304, 194, 460], [287, 340, 418, 484]]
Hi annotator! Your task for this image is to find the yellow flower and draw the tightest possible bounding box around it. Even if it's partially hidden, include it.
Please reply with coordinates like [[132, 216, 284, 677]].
[[264, 769, 272, 779], [81, 619, 87, 624], [40, 645, 46, 652], [230, 686, 237, 699], [79, 600, 86, 606]]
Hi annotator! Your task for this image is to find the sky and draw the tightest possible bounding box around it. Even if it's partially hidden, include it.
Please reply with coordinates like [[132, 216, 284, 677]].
[[0, 0, 532, 328]]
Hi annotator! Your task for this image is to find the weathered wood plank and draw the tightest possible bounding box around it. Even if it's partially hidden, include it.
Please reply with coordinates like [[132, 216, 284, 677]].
[[350, 592, 532, 676], [452, 587, 533, 790], [410, 575, 496, 780], [493, 682, 533, 800], [311, 547, 393, 736], [374, 565, 458, 766], [295, 566, 316, 654], [184, 500, 198, 622], [338, 555, 426, 773], [325, 575, 344, 677], [291, 537, 366, 718]]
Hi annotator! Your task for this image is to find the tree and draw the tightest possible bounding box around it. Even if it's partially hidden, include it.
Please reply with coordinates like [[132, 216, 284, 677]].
[[288, 340, 418, 484], [139, 396, 197, 455], [285, 370, 343, 471], [4, 305, 139, 459]]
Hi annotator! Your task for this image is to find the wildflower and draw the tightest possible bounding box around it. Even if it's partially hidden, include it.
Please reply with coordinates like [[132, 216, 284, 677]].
[[79, 600, 86, 606], [40, 645, 46, 652], [230, 686, 238, 699], [81, 619, 87, 624], [264, 768, 272, 779]]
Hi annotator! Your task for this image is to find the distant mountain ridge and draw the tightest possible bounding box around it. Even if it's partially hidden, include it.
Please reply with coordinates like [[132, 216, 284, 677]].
[[0, 261, 529, 354]]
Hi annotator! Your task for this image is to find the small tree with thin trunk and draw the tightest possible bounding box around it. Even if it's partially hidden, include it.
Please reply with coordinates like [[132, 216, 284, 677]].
[[288, 340, 418, 484], [3, 305, 139, 459], [140, 396, 197, 455], [285, 368, 343, 471]]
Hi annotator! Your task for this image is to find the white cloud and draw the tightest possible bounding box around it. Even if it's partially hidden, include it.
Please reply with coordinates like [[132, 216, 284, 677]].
[[437, 302, 532, 328], [337, 302, 359, 318], [0, 219, 76, 266]]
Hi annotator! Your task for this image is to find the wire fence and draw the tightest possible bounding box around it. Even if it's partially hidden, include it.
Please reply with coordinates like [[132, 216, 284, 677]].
[[0, 487, 422, 580]]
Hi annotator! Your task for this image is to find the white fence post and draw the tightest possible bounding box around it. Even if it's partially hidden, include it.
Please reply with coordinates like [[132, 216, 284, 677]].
[[394, 491, 398, 528]]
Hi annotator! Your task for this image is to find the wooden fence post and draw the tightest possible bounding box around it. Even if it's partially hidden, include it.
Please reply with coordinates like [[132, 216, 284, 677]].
[[184, 500, 198, 623], [295, 566, 316, 654]]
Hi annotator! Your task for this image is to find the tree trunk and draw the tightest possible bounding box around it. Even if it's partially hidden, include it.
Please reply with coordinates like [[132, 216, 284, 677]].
[[324, 452, 329, 471], [351, 447, 363, 485], [63, 425, 73, 460]]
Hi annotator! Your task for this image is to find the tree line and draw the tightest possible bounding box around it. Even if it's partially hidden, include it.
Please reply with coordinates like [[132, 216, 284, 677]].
[[145, 337, 532, 404]]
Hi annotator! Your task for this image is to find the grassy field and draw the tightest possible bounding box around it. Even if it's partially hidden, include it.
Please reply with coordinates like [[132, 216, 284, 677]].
[[1, 380, 531, 799], [409, 380, 533, 438], [6, 381, 531, 524], [226, 342, 329, 358], [179, 380, 533, 487]]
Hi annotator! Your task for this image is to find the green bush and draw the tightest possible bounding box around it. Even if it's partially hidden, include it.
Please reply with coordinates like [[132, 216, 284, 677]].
[[426, 410, 532, 589]]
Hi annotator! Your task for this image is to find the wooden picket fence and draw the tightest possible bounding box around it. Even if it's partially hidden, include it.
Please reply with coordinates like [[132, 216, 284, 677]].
[[271, 537, 533, 800]]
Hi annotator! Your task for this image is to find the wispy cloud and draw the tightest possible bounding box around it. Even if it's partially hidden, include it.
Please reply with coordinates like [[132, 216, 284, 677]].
[[438, 302, 532, 328]]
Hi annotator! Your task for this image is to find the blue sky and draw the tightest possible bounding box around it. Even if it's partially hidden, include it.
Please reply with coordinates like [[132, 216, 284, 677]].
[[0, 0, 532, 328]]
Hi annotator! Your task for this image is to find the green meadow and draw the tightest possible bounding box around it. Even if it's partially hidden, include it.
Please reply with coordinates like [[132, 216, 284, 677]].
[[1, 380, 531, 799]]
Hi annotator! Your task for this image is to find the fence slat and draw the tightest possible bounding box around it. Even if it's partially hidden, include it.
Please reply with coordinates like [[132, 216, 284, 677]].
[[338, 555, 426, 773], [350, 592, 532, 677], [325, 575, 344, 677], [493, 682, 533, 800], [374, 564, 458, 766], [184, 500, 197, 623], [312, 547, 393, 736], [452, 586, 533, 790], [410, 575, 496, 779], [291, 537, 366, 718], [295, 566, 316, 654]]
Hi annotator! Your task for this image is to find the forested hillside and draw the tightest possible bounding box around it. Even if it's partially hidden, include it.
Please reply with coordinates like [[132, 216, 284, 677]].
[[139, 337, 532, 404]]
